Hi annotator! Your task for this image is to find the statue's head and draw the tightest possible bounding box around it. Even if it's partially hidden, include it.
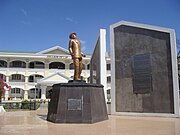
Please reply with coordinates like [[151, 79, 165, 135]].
[[69, 32, 76, 39]]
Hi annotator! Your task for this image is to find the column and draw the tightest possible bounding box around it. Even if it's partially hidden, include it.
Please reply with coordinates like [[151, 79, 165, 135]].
[[65, 62, 70, 70], [4, 88, 9, 101], [45, 63, 49, 69], [25, 60, 29, 79], [64, 59, 71, 70], [7, 60, 10, 68], [44, 63, 49, 77], [24, 90, 28, 100], [64, 61, 70, 77], [40, 85, 47, 99], [6, 60, 10, 80], [26, 60, 29, 69], [84, 64, 87, 70], [6, 76, 9, 82], [25, 76, 28, 83]]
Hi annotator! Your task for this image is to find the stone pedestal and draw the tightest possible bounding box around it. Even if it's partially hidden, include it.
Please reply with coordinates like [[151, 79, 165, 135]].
[[47, 82, 108, 123]]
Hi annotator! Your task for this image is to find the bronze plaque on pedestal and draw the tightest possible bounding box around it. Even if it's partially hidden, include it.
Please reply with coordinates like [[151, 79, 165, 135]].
[[68, 99, 82, 110]]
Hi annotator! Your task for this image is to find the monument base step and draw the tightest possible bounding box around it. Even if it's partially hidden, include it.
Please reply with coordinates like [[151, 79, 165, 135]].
[[47, 82, 108, 123]]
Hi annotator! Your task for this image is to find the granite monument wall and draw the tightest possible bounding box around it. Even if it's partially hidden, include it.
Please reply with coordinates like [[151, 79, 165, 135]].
[[110, 21, 179, 116]]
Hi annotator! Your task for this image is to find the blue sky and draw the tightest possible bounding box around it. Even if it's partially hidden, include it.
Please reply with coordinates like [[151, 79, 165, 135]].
[[0, 0, 180, 54]]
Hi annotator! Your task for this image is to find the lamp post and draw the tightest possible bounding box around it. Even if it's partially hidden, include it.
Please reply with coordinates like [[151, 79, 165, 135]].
[[35, 83, 37, 100], [14, 87, 16, 100]]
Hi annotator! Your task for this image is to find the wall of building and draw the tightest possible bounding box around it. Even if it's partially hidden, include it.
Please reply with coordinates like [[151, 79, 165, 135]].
[[0, 55, 90, 100], [0, 51, 111, 100]]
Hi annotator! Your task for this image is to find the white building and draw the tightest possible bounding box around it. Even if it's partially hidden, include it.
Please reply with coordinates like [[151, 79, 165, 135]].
[[0, 46, 111, 101]]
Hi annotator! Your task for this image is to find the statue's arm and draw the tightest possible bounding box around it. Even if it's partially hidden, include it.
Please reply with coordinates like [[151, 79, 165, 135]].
[[69, 40, 74, 57]]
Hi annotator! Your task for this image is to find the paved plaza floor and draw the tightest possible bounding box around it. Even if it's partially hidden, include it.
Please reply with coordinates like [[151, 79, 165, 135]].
[[0, 107, 180, 135]]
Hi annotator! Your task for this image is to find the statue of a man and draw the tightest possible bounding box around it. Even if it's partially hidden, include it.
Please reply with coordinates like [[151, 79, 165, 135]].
[[69, 32, 85, 80]]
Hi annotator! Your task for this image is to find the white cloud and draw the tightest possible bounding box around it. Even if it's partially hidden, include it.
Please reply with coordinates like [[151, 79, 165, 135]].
[[19, 9, 31, 25], [80, 40, 86, 44], [20, 8, 27, 16], [20, 20, 31, 25], [65, 17, 78, 24], [66, 17, 73, 22], [81, 46, 86, 52]]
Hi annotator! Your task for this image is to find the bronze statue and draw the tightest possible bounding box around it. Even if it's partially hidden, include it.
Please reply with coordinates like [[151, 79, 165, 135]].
[[69, 32, 85, 80]]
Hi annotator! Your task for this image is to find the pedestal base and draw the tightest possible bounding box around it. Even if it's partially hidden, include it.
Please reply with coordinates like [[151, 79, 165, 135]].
[[47, 83, 108, 123]]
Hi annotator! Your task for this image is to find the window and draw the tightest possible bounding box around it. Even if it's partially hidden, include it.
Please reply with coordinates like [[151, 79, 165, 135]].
[[10, 74, 25, 82], [30, 89, 35, 93], [11, 88, 21, 94], [69, 63, 74, 69], [0, 74, 6, 81], [178, 64, 180, 70], [107, 76, 111, 83], [0, 60, 7, 67], [87, 64, 90, 70], [107, 89, 111, 100], [87, 77, 90, 83], [107, 89, 110, 94], [107, 64, 111, 70], [81, 76, 84, 80], [29, 61, 45, 69], [29, 76, 34, 82], [49, 62, 65, 69], [35, 75, 43, 78], [10, 61, 26, 68], [28, 74, 44, 82], [82, 63, 85, 70], [12, 74, 21, 80]]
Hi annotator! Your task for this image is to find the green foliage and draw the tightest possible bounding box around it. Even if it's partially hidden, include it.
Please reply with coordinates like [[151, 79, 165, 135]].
[[22, 100, 29, 103], [21, 100, 40, 110], [2, 101, 41, 111]]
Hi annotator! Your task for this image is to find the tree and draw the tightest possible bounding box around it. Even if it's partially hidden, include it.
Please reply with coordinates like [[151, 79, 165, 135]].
[[0, 79, 11, 103]]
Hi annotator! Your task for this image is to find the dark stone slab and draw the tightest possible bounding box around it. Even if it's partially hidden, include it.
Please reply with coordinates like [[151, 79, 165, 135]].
[[114, 25, 174, 113], [47, 82, 108, 123]]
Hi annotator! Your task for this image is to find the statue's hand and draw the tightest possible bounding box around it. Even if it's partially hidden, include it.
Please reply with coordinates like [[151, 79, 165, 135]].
[[82, 54, 86, 57], [71, 53, 74, 59]]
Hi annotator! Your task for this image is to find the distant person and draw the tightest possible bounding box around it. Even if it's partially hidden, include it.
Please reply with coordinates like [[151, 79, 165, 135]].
[[69, 32, 85, 80]]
